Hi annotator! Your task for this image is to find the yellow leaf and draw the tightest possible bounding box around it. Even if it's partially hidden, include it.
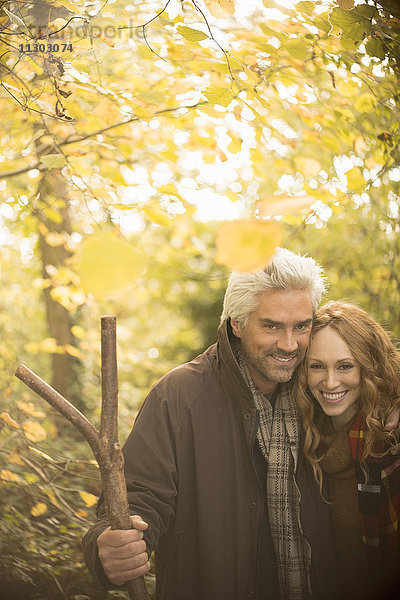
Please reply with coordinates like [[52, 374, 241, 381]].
[[92, 32, 115, 47], [158, 184, 185, 202], [228, 137, 242, 153], [365, 156, 379, 169], [23, 421, 47, 443], [50, 286, 74, 311], [64, 344, 84, 358], [45, 232, 66, 247], [8, 452, 25, 466], [203, 152, 216, 164], [39, 338, 59, 353], [53, 0, 82, 13], [0, 412, 20, 429], [215, 220, 283, 272], [77, 232, 145, 299], [79, 490, 98, 507], [346, 167, 365, 190], [93, 99, 121, 126], [143, 207, 171, 226], [353, 135, 367, 155], [294, 157, 321, 177], [71, 325, 85, 339], [134, 106, 158, 119], [203, 86, 233, 107], [3, 387, 12, 399], [28, 446, 55, 463], [204, 0, 235, 18], [17, 401, 45, 419], [45, 491, 61, 507], [257, 195, 316, 217], [0, 470, 21, 483], [31, 502, 47, 517]]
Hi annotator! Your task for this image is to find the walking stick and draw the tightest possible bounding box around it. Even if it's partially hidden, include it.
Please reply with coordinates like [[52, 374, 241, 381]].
[[15, 316, 151, 600]]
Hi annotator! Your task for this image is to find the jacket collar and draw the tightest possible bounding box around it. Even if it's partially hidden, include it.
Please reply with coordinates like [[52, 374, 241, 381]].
[[216, 318, 255, 404]]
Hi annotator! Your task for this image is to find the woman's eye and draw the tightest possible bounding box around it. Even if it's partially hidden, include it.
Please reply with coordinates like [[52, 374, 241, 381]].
[[339, 363, 353, 371], [309, 363, 324, 370]]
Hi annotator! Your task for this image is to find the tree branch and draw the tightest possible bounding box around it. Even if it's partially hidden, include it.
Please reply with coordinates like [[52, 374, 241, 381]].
[[14, 364, 101, 461], [14, 316, 151, 600], [0, 101, 207, 179]]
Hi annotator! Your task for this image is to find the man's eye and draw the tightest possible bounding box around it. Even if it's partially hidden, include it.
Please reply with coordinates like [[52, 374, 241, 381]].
[[265, 324, 276, 330]]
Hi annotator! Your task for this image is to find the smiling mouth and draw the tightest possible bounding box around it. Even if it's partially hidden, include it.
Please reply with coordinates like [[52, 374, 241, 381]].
[[320, 391, 348, 402], [271, 354, 296, 363]]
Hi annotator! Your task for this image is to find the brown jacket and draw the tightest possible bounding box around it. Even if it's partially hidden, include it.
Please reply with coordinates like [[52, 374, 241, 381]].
[[82, 320, 338, 600]]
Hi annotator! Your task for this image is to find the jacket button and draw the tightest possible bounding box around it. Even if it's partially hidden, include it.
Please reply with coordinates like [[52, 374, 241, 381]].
[[250, 501, 256, 510], [249, 592, 255, 599], [244, 413, 251, 420]]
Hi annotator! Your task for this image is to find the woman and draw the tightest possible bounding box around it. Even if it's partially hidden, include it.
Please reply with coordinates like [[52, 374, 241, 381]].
[[296, 300, 400, 600]]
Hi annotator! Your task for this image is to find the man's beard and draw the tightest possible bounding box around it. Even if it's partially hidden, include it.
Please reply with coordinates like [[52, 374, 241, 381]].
[[242, 347, 302, 385]]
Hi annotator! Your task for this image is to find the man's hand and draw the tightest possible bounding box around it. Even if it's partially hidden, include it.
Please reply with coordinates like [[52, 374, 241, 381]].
[[97, 515, 150, 586]]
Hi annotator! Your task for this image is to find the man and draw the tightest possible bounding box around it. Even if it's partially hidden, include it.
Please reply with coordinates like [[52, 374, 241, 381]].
[[82, 248, 339, 600]]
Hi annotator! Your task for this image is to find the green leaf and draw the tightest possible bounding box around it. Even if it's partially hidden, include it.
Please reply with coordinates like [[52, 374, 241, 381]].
[[353, 93, 376, 113], [137, 90, 165, 104], [177, 26, 208, 42], [343, 20, 371, 41], [329, 7, 371, 40], [40, 154, 65, 169], [340, 36, 360, 50], [313, 15, 332, 33], [365, 38, 385, 60], [295, 2, 314, 14], [285, 39, 311, 61], [354, 5, 377, 18], [329, 7, 358, 27]]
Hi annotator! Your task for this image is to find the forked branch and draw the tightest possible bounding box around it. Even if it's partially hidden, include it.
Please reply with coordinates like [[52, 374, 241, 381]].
[[15, 315, 150, 600]]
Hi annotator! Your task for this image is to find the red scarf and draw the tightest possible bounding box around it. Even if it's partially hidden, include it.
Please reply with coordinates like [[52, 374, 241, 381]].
[[349, 412, 400, 556]]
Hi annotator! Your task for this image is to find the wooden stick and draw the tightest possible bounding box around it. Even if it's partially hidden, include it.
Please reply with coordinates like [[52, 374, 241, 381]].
[[99, 316, 150, 600], [15, 315, 151, 600]]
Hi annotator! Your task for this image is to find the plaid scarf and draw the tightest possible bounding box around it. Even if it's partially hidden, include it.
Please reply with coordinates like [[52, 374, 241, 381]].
[[238, 353, 312, 599], [349, 412, 400, 556]]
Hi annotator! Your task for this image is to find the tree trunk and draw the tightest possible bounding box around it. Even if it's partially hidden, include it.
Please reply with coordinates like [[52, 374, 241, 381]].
[[36, 183, 83, 408]]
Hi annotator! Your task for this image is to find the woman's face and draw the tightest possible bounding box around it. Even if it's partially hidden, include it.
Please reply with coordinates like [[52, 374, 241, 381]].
[[307, 325, 361, 428]]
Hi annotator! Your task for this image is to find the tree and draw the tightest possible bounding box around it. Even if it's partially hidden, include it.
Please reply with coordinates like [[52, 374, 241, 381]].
[[1, 0, 399, 596]]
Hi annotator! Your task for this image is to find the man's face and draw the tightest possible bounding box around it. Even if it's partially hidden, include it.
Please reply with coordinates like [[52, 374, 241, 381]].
[[231, 289, 313, 395]]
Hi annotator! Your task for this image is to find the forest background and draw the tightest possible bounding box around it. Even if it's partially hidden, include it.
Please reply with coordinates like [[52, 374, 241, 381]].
[[0, 0, 399, 598]]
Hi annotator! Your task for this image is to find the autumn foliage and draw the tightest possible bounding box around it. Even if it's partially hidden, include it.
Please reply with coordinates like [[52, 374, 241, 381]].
[[0, 0, 399, 597]]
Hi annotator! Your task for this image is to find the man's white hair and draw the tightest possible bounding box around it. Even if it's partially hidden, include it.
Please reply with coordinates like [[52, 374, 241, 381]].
[[220, 247, 326, 327]]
